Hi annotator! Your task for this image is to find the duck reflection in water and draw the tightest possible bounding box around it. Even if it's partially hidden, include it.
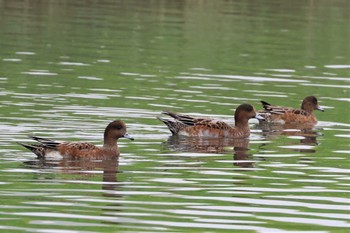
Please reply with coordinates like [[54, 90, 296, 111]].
[[163, 136, 255, 168], [256, 122, 321, 153], [22, 156, 122, 201]]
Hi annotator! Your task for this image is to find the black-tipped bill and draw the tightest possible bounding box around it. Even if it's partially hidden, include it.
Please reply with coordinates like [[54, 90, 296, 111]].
[[123, 133, 134, 141], [317, 106, 324, 112], [255, 113, 265, 121]]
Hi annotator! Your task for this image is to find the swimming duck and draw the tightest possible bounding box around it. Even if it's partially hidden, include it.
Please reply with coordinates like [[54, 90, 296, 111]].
[[158, 103, 263, 138], [18, 120, 134, 159], [258, 96, 324, 124]]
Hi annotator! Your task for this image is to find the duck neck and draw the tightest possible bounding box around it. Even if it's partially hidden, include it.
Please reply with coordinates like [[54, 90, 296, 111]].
[[234, 118, 249, 129], [301, 103, 314, 114], [233, 119, 250, 138], [103, 135, 117, 148]]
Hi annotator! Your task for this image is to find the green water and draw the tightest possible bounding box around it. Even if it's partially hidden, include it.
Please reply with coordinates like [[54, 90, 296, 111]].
[[0, 0, 349, 232]]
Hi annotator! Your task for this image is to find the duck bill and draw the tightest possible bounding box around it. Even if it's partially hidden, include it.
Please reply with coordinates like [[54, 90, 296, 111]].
[[316, 105, 325, 112], [255, 113, 265, 121], [123, 133, 134, 141]]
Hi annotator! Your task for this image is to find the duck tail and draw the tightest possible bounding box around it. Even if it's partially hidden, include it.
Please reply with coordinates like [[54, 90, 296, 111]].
[[17, 142, 46, 159], [161, 111, 179, 119], [260, 101, 272, 109], [161, 111, 196, 126], [29, 136, 59, 149], [157, 116, 182, 135]]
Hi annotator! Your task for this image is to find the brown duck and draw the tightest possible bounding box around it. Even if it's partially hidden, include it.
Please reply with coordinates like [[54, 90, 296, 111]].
[[158, 104, 263, 138], [258, 96, 324, 124], [18, 120, 134, 159]]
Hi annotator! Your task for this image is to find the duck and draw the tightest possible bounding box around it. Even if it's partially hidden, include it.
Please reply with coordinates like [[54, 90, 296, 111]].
[[18, 120, 134, 159], [158, 103, 264, 138], [258, 96, 324, 124]]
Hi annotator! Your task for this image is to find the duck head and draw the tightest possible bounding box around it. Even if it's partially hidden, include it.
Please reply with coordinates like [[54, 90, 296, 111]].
[[301, 96, 324, 113]]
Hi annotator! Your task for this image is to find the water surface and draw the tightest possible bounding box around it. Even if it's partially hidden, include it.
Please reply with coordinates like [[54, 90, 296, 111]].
[[0, 0, 349, 232]]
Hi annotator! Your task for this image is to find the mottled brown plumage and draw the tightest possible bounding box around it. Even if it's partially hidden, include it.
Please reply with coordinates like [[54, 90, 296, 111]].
[[18, 120, 134, 159], [258, 96, 324, 124], [158, 104, 263, 138]]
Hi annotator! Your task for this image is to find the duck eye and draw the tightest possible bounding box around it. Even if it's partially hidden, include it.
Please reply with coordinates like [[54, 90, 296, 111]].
[[114, 125, 123, 130]]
